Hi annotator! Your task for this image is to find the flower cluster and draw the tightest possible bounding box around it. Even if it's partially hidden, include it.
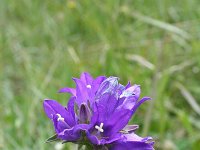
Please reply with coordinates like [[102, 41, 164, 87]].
[[43, 72, 154, 149]]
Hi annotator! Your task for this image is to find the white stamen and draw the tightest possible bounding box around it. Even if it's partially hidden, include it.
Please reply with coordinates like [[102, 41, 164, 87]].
[[56, 114, 64, 122], [119, 94, 124, 99], [86, 84, 91, 89], [95, 123, 104, 132]]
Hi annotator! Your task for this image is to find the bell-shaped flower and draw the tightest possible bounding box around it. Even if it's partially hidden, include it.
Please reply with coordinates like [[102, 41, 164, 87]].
[[43, 72, 154, 149]]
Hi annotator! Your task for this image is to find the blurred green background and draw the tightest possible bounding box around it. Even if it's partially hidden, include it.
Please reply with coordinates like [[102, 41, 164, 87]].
[[1, 0, 200, 149]]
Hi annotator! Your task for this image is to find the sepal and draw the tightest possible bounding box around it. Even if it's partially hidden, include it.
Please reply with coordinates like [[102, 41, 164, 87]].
[[46, 134, 59, 143]]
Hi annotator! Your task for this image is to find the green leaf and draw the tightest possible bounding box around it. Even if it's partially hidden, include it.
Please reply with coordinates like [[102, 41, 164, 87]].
[[45, 134, 59, 143]]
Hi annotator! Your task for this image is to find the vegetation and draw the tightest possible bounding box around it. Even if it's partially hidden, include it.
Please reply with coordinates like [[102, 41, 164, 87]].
[[1, 0, 200, 149]]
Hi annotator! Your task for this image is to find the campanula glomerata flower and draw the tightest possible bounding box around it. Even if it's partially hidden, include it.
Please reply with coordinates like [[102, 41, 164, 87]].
[[43, 72, 154, 149]]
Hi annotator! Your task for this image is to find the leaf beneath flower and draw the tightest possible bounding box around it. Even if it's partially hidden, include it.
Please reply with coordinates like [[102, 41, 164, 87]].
[[46, 134, 59, 143]]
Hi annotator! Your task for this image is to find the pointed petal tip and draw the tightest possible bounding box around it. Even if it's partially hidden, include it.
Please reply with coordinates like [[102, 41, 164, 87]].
[[58, 89, 64, 93], [43, 99, 54, 104], [43, 99, 67, 119], [131, 96, 152, 114], [43, 99, 55, 119], [81, 72, 92, 77], [72, 78, 83, 84], [138, 97, 152, 105], [144, 96, 152, 101], [58, 87, 76, 96], [72, 77, 78, 81]]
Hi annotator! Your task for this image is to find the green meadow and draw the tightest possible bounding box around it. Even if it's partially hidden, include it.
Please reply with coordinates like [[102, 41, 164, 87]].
[[1, 0, 200, 149]]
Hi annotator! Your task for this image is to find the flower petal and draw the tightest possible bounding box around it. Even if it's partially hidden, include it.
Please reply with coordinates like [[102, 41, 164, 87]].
[[95, 77, 119, 99], [43, 100, 75, 127], [92, 76, 106, 93], [58, 87, 76, 95], [111, 141, 154, 150], [80, 72, 93, 85], [111, 133, 154, 150], [132, 97, 151, 114], [125, 81, 131, 89], [122, 125, 139, 133], [52, 114, 70, 133], [43, 99, 67, 119], [66, 96, 77, 122], [104, 108, 132, 136], [120, 84, 140, 100], [86, 131, 122, 145], [58, 124, 90, 142], [73, 78, 89, 105]]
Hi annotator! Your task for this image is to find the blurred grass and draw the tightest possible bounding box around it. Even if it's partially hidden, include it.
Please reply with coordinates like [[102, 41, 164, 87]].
[[1, 0, 200, 149]]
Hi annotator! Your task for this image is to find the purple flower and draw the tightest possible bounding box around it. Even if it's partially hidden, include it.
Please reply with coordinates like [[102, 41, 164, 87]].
[[43, 72, 154, 149]]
